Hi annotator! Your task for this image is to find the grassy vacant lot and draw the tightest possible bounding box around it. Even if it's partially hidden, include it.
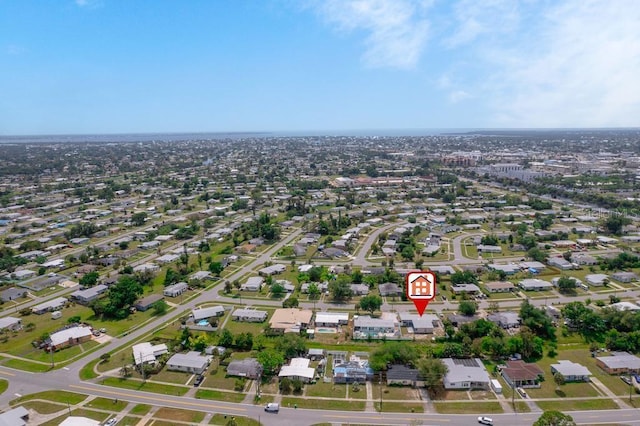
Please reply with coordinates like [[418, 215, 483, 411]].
[[224, 318, 270, 335], [11, 390, 87, 406], [306, 381, 347, 398], [433, 401, 503, 414], [100, 377, 188, 396], [209, 414, 261, 425], [537, 399, 619, 411], [371, 384, 419, 401], [0, 379, 7, 395], [114, 415, 140, 426], [20, 401, 67, 414], [280, 397, 365, 411], [195, 389, 246, 403], [375, 402, 424, 413], [206, 360, 242, 390], [154, 407, 205, 423], [85, 397, 128, 411], [130, 404, 152, 416]]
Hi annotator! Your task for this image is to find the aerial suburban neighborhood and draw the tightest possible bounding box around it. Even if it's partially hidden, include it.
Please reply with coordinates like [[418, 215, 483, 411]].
[[0, 130, 640, 425]]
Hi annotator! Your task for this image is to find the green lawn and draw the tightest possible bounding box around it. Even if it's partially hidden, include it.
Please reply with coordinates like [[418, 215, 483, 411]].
[[100, 377, 188, 396], [85, 397, 128, 411], [371, 384, 420, 401], [154, 407, 205, 423], [1, 358, 53, 372], [209, 414, 261, 425], [537, 399, 619, 411], [195, 389, 246, 403], [205, 362, 239, 390], [280, 397, 365, 411], [20, 400, 67, 414], [40, 409, 110, 426], [0, 379, 7, 395], [375, 402, 424, 413], [306, 382, 346, 398], [11, 390, 87, 406], [130, 404, 152, 416], [80, 358, 100, 380], [115, 415, 141, 426], [433, 401, 504, 414]]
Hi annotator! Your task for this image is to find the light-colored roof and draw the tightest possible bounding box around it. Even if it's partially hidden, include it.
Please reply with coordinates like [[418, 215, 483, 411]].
[[192, 305, 224, 321], [315, 312, 349, 324], [0, 316, 21, 330], [32, 297, 68, 312], [0, 406, 29, 426], [132, 342, 168, 365], [50, 326, 92, 346], [443, 358, 490, 385], [269, 308, 313, 330], [167, 351, 211, 369], [278, 357, 315, 380], [59, 417, 100, 426], [597, 352, 640, 370], [232, 308, 268, 319], [353, 315, 395, 329], [551, 360, 591, 377]]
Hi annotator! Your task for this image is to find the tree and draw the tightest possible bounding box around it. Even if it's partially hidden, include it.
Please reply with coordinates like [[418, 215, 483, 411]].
[[219, 329, 234, 347], [451, 270, 478, 285], [271, 282, 285, 298], [282, 296, 299, 308], [329, 279, 353, 301], [257, 348, 284, 376], [418, 358, 448, 394], [556, 276, 577, 294], [370, 341, 419, 371], [459, 300, 478, 316], [602, 215, 631, 236], [308, 282, 321, 300], [131, 212, 148, 226], [277, 333, 307, 359], [209, 261, 224, 276], [533, 410, 576, 426], [92, 275, 143, 319], [224, 281, 233, 293], [79, 271, 99, 287], [359, 295, 383, 315], [553, 372, 565, 390], [527, 247, 547, 262], [152, 300, 168, 316]]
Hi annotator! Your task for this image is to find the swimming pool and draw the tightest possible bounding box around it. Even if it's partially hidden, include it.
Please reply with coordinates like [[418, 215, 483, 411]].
[[197, 320, 209, 326], [315, 327, 337, 333]]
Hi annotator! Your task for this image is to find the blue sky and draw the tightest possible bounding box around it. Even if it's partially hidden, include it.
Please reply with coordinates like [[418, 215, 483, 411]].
[[1, 0, 639, 135]]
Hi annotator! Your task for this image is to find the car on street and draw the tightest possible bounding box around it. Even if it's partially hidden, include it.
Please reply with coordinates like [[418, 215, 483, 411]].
[[478, 416, 493, 425], [104, 418, 118, 426], [264, 403, 279, 413]]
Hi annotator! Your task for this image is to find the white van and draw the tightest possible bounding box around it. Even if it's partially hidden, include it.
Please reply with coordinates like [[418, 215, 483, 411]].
[[264, 403, 279, 413]]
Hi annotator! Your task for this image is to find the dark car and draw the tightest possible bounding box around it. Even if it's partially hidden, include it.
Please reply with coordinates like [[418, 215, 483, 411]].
[[193, 375, 204, 387]]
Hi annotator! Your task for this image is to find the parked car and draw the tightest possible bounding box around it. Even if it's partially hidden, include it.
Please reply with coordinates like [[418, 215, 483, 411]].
[[264, 403, 279, 413], [517, 387, 528, 398], [478, 416, 493, 425], [104, 418, 118, 426], [193, 374, 204, 387]]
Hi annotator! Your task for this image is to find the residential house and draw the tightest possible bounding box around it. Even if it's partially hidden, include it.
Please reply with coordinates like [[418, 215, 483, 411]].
[[232, 308, 268, 322], [301, 282, 328, 294], [499, 360, 543, 388], [451, 284, 481, 295], [429, 265, 455, 275], [269, 308, 313, 333], [48, 326, 93, 350], [488, 263, 521, 275], [0, 406, 29, 426], [333, 356, 374, 384], [585, 274, 609, 287], [70, 284, 108, 305], [167, 351, 212, 375], [399, 312, 439, 334], [315, 312, 349, 327], [350, 283, 369, 296], [32, 297, 68, 314], [612, 272, 638, 283], [596, 352, 640, 374], [191, 305, 225, 322], [307, 348, 325, 361], [610, 302, 640, 312], [353, 315, 396, 338], [164, 282, 189, 297], [519, 279, 553, 291], [378, 282, 402, 297], [241, 276, 264, 291], [484, 281, 515, 293], [189, 271, 212, 281], [446, 314, 479, 327], [278, 358, 316, 383], [0, 316, 22, 332], [487, 311, 521, 329], [477, 245, 502, 253], [135, 294, 164, 312], [386, 364, 425, 387], [550, 360, 591, 382], [258, 264, 286, 276], [226, 358, 262, 379], [571, 253, 598, 265], [548, 257, 573, 270], [442, 358, 491, 390], [0, 287, 28, 302], [132, 342, 168, 366]]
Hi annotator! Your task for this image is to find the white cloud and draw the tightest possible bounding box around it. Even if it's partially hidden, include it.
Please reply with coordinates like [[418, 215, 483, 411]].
[[445, 0, 521, 48], [489, 0, 640, 127], [310, 0, 433, 69]]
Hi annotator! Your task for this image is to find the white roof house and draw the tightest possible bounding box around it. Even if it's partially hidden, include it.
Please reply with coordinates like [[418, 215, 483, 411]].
[[551, 360, 591, 382], [0, 317, 21, 331], [241, 276, 264, 291], [49, 326, 92, 348], [519, 279, 553, 291], [278, 357, 316, 382], [315, 312, 349, 326], [132, 342, 168, 365], [191, 305, 225, 321], [167, 351, 212, 374], [32, 297, 68, 314], [442, 358, 491, 390]]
